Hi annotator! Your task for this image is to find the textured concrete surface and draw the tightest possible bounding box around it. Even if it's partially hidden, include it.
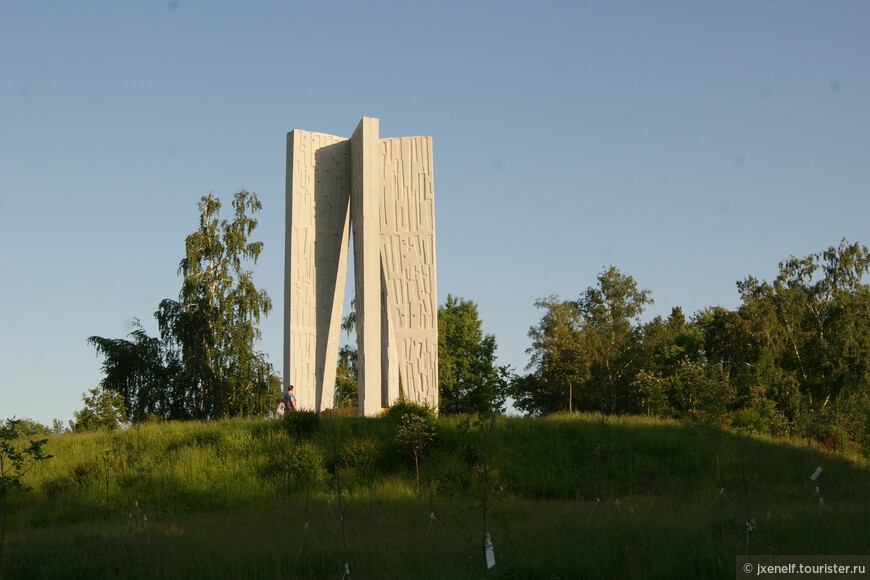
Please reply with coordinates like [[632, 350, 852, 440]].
[[285, 117, 437, 414]]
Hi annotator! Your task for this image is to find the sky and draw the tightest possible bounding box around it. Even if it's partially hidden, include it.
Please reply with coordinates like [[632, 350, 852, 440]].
[[2, 1, 869, 426]]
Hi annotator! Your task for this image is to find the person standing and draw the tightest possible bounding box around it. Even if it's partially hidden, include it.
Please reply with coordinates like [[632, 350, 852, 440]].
[[283, 385, 297, 412]]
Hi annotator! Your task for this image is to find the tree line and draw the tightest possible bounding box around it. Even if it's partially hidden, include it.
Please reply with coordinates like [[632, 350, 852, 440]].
[[515, 240, 870, 454], [77, 191, 870, 454]]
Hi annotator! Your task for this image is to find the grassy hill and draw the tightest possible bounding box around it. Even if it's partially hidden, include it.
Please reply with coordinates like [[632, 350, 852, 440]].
[[3, 412, 868, 579]]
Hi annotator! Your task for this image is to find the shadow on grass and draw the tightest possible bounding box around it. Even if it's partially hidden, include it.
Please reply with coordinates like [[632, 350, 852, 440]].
[[4, 414, 869, 579]]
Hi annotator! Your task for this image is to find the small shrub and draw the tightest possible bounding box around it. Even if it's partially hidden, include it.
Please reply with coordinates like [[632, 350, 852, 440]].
[[385, 400, 434, 425], [261, 430, 328, 494], [801, 410, 852, 452], [339, 437, 380, 471], [70, 460, 101, 489], [281, 410, 320, 439], [286, 440, 327, 485], [42, 477, 74, 499], [729, 408, 769, 434], [818, 423, 851, 452], [395, 413, 437, 493]]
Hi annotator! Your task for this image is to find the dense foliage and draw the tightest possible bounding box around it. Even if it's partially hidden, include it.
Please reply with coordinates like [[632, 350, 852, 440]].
[[516, 240, 870, 455], [334, 294, 510, 414], [437, 294, 510, 414], [1, 419, 52, 575], [334, 300, 359, 408], [88, 191, 280, 422], [70, 387, 126, 432]]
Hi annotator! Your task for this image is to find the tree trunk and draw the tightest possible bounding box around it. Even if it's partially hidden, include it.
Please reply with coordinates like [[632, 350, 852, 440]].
[[568, 382, 573, 413]]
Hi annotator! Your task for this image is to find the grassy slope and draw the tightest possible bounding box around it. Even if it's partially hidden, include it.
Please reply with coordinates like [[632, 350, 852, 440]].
[[4, 414, 869, 579]]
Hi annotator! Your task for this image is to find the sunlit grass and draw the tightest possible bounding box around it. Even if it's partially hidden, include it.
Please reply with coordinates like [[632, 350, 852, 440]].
[[4, 413, 869, 579]]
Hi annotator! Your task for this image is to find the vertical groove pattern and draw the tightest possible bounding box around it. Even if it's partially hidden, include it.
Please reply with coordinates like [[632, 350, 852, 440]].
[[380, 137, 438, 408], [285, 131, 350, 411], [286, 119, 437, 414]]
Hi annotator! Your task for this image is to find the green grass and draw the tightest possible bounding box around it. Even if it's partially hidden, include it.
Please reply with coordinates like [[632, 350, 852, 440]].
[[3, 413, 868, 579]]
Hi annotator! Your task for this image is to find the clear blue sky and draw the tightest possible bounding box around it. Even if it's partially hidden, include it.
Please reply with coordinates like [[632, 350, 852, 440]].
[[2, 1, 868, 426]]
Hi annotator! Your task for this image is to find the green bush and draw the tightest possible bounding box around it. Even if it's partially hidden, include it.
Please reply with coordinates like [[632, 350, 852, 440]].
[[283, 440, 327, 486], [262, 432, 327, 491], [338, 436, 380, 471], [800, 410, 852, 451], [384, 400, 435, 424], [280, 410, 320, 439], [730, 407, 769, 434], [70, 460, 101, 489], [42, 476, 74, 499]]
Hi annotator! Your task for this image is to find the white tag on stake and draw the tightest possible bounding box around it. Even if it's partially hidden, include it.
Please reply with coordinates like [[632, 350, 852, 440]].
[[484, 533, 495, 569], [810, 466, 823, 481]]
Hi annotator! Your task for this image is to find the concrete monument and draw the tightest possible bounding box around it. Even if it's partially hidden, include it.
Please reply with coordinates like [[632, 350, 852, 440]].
[[284, 117, 437, 415]]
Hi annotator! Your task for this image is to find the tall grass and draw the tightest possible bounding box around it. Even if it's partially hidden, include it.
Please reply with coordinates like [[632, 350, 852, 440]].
[[3, 413, 868, 579]]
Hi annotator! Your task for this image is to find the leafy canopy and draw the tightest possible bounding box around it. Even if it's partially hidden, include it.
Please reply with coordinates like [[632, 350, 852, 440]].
[[437, 294, 511, 415], [89, 191, 280, 422]]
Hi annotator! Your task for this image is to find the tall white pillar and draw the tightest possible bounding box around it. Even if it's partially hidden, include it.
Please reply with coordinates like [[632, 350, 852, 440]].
[[285, 118, 438, 415]]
